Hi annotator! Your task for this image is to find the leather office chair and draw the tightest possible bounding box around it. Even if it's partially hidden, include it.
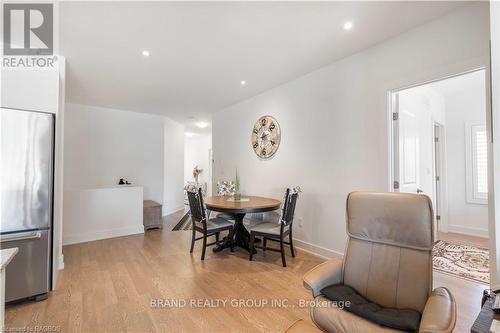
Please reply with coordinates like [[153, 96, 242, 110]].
[[286, 192, 456, 333]]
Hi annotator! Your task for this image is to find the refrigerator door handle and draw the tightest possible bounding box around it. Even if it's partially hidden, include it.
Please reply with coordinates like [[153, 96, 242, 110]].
[[0, 231, 42, 243]]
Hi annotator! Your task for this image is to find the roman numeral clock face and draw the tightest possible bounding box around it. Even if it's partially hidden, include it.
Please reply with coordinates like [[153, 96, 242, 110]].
[[251, 116, 281, 159]]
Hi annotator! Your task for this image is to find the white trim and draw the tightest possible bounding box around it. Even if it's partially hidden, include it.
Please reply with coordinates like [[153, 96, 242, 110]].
[[447, 224, 489, 238], [490, 0, 500, 289], [293, 238, 343, 259], [58, 254, 64, 270], [62, 225, 144, 245], [388, 91, 399, 192], [162, 205, 185, 216], [433, 122, 449, 234]]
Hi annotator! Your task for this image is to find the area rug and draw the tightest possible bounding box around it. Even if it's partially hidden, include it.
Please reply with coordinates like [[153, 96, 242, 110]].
[[171, 212, 191, 231], [432, 240, 489, 285]]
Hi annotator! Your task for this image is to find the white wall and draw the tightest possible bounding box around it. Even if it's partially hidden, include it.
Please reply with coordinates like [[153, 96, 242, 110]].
[[184, 134, 212, 195], [212, 3, 490, 257], [64, 103, 186, 220], [164, 119, 185, 215], [64, 103, 165, 202], [444, 77, 488, 237], [1, 70, 59, 113]]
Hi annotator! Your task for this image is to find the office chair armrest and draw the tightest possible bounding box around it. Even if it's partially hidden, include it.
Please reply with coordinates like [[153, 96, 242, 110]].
[[303, 257, 343, 297], [419, 287, 456, 333]]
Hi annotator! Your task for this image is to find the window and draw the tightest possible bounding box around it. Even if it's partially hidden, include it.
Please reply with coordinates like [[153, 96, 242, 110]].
[[466, 123, 488, 204]]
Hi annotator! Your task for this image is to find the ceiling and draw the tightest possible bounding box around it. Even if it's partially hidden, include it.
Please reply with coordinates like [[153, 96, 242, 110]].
[[60, 1, 469, 133]]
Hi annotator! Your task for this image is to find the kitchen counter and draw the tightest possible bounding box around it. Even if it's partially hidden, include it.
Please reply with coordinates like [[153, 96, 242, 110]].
[[0, 248, 18, 270], [63, 186, 144, 245], [1, 247, 18, 331]]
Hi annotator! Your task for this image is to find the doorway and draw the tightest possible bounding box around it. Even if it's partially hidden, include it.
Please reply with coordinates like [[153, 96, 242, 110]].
[[391, 81, 445, 228], [389, 69, 490, 285]]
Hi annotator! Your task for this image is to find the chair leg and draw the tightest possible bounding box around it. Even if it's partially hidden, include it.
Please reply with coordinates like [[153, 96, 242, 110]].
[[289, 233, 295, 258], [190, 228, 196, 253], [280, 237, 286, 267], [216, 232, 220, 243], [249, 233, 255, 261], [201, 234, 207, 260], [263, 238, 267, 252]]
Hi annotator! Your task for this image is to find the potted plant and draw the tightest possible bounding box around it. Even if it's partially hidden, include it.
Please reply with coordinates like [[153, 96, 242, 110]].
[[234, 169, 241, 201]]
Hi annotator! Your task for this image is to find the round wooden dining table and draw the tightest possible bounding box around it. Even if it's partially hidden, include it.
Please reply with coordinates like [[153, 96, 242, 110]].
[[204, 195, 281, 253]]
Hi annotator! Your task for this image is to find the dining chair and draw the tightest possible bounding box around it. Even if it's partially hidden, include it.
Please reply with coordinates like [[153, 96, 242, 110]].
[[247, 187, 300, 267], [178, 181, 208, 228], [185, 185, 234, 260]]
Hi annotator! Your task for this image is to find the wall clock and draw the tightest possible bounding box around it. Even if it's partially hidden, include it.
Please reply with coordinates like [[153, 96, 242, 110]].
[[251, 115, 281, 159]]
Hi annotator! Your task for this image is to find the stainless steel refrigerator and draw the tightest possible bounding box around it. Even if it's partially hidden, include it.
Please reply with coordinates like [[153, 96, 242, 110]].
[[0, 107, 54, 302]]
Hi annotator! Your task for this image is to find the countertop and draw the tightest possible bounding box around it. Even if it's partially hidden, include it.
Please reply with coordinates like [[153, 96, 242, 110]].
[[0, 248, 18, 270], [66, 185, 143, 191]]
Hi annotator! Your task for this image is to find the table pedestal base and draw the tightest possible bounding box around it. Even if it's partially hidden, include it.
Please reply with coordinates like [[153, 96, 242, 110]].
[[213, 214, 258, 253]]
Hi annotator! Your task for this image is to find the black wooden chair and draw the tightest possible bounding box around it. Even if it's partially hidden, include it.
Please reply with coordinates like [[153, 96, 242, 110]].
[[186, 186, 234, 260], [247, 187, 300, 267]]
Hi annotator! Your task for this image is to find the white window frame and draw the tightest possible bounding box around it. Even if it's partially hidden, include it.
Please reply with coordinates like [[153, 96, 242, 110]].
[[465, 122, 488, 204]]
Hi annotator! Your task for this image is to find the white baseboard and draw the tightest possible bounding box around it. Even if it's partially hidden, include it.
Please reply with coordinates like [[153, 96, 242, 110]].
[[63, 225, 144, 245], [447, 224, 489, 238], [58, 254, 64, 270], [293, 238, 343, 259], [162, 205, 185, 216]]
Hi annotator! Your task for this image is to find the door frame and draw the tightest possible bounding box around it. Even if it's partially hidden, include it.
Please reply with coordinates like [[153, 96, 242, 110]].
[[432, 122, 448, 233], [387, 68, 487, 233]]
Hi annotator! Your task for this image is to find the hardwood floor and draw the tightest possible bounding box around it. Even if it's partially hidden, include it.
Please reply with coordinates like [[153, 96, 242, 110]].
[[437, 230, 489, 248], [5, 212, 486, 332], [434, 271, 484, 333]]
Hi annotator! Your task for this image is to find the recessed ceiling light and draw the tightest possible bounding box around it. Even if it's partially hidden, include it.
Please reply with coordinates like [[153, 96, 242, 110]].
[[343, 21, 353, 30], [185, 132, 196, 137], [240, 80, 246, 85], [195, 122, 208, 129], [142, 50, 150, 57]]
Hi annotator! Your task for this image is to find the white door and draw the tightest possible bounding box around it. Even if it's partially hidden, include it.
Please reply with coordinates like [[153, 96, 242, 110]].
[[399, 108, 422, 193], [392, 90, 433, 198]]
